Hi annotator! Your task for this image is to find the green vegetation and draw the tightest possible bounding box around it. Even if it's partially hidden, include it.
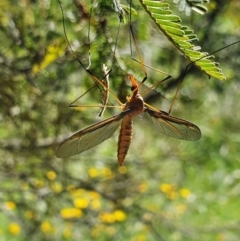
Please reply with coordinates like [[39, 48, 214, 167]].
[[0, 0, 240, 240]]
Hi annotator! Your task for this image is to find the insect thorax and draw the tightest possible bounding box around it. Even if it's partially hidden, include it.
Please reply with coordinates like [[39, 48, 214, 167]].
[[124, 93, 144, 118]]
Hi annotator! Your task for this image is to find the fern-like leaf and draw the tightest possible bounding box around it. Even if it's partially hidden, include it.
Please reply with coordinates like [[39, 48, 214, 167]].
[[139, 0, 225, 80]]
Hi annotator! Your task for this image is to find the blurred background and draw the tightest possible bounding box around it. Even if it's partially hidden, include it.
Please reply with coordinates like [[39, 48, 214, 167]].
[[0, 0, 240, 240]]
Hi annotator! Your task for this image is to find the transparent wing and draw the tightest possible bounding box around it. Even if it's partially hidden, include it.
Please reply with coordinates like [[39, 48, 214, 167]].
[[56, 112, 127, 158], [146, 108, 201, 141]]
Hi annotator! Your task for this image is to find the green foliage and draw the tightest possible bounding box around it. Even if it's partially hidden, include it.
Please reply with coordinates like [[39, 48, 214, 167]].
[[140, 0, 226, 80], [0, 0, 240, 241]]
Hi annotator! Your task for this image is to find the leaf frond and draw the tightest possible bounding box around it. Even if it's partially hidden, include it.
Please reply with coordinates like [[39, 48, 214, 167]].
[[139, 0, 225, 80]]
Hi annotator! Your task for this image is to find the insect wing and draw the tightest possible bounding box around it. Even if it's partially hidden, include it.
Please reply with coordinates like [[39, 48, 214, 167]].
[[146, 109, 201, 141], [56, 112, 127, 158]]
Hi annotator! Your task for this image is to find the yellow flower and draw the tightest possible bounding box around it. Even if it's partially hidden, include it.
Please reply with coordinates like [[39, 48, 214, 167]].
[[159, 183, 177, 200], [98, 210, 126, 223], [113, 210, 126, 222], [4, 201, 16, 210], [60, 208, 83, 219], [179, 188, 190, 198], [88, 168, 99, 178], [159, 183, 172, 193], [24, 210, 34, 219], [40, 221, 53, 233], [50, 182, 62, 193], [73, 198, 88, 209], [8, 223, 20, 235], [46, 171, 56, 181], [100, 167, 114, 179], [89, 191, 100, 199], [32, 179, 44, 188], [118, 166, 127, 174], [98, 212, 115, 223], [90, 199, 101, 210], [167, 190, 177, 200], [70, 188, 85, 197]]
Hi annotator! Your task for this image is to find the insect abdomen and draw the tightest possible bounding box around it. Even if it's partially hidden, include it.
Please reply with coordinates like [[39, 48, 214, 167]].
[[117, 116, 133, 165]]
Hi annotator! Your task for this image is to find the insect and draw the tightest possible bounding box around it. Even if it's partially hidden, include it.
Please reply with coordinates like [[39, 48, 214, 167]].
[[56, 1, 240, 165], [55, 1, 207, 165], [56, 74, 201, 165]]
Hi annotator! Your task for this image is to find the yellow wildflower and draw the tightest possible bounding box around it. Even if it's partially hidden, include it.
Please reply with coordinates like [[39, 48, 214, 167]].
[[24, 210, 34, 219], [46, 171, 56, 181], [159, 183, 172, 193], [98, 212, 115, 223], [8, 223, 20, 235], [167, 190, 177, 200], [159, 183, 177, 200], [100, 167, 114, 179], [179, 188, 191, 198], [40, 221, 53, 233], [60, 208, 83, 219], [50, 182, 62, 193], [73, 198, 88, 209], [32, 179, 44, 188], [70, 188, 85, 197], [113, 210, 126, 222], [88, 168, 99, 178], [4, 201, 16, 210], [118, 166, 127, 174], [90, 199, 101, 210], [98, 210, 126, 223], [89, 191, 100, 199]]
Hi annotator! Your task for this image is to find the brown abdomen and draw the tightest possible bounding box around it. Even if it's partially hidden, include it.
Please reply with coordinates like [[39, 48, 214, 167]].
[[117, 115, 133, 165]]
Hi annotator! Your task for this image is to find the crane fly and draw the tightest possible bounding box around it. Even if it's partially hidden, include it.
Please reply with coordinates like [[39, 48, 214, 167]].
[[56, 1, 240, 165], [56, 74, 201, 165]]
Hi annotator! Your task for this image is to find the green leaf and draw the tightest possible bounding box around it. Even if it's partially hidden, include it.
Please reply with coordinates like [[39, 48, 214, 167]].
[[139, 0, 225, 80]]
